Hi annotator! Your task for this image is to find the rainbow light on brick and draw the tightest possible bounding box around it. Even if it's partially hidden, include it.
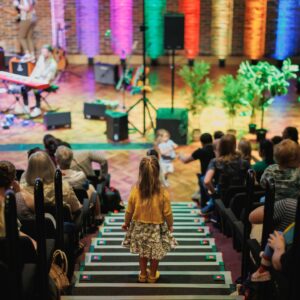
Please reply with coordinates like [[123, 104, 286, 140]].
[[110, 0, 133, 59], [274, 0, 300, 60], [211, 0, 233, 60], [76, 0, 99, 57], [145, 0, 166, 60], [50, 0, 66, 49], [179, 0, 201, 60]]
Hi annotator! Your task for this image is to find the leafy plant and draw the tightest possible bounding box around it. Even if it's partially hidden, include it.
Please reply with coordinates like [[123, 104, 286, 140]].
[[238, 58, 298, 129], [178, 61, 213, 118], [219, 74, 249, 128]]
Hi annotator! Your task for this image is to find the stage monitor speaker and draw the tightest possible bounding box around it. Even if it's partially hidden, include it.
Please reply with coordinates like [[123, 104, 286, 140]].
[[156, 108, 188, 145], [164, 13, 184, 50], [84, 102, 106, 119], [0, 47, 5, 71], [44, 112, 71, 130], [106, 110, 128, 142], [9, 57, 35, 76], [94, 63, 119, 85]]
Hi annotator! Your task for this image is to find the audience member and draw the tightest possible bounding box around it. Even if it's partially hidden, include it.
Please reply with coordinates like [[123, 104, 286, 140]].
[[214, 131, 224, 140], [271, 135, 283, 145], [260, 139, 300, 201], [0, 161, 36, 247], [43, 134, 59, 165], [203, 134, 250, 214], [122, 156, 177, 283], [179, 133, 215, 205], [252, 139, 274, 181], [55, 146, 103, 222], [282, 127, 299, 144], [238, 139, 252, 164], [20, 151, 82, 218], [249, 198, 297, 281]]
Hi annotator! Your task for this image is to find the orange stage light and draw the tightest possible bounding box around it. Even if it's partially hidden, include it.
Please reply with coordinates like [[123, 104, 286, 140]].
[[179, 0, 201, 60], [244, 0, 268, 60]]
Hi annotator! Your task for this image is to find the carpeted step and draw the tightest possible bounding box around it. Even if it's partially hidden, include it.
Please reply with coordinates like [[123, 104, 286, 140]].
[[109, 212, 202, 217]]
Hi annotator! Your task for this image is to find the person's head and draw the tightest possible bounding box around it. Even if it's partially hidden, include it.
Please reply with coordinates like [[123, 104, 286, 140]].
[[226, 129, 237, 136], [138, 156, 161, 200], [271, 135, 283, 145], [0, 161, 16, 190], [282, 127, 299, 144], [156, 129, 170, 143], [41, 44, 53, 59], [27, 147, 42, 159], [217, 134, 237, 160], [238, 139, 252, 162], [146, 148, 159, 159], [274, 139, 300, 169], [259, 139, 274, 165], [25, 151, 56, 186], [55, 146, 74, 170], [200, 133, 213, 146], [43, 134, 58, 157], [214, 131, 224, 140]]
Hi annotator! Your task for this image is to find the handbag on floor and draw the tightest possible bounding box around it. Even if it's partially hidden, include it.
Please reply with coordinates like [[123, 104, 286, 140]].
[[49, 250, 70, 294], [100, 184, 124, 213]]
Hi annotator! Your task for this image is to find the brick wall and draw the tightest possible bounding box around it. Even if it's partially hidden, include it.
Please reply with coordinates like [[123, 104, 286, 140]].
[[0, 0, 281, 58]]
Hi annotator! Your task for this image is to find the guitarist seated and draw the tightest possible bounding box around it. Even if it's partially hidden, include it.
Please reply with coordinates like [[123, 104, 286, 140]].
[[15, 44, 57, 117]]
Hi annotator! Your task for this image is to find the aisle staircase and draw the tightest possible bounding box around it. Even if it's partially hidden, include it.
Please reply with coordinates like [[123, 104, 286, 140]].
[[64, 202, 242, 300]]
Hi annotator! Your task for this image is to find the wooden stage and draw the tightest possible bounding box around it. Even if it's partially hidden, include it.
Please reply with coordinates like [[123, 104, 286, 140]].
[[0, 63, 299, 200]]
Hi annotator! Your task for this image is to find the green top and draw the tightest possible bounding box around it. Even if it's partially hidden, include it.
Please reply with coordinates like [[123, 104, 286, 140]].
[[156, 108, 188, 120], [252, 160, 269, 173], [105, 110, 127, 118]]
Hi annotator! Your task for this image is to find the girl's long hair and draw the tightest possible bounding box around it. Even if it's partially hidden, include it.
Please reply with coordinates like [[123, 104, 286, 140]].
[[217, 134, 239, 162], [138, 156, 161, 200]]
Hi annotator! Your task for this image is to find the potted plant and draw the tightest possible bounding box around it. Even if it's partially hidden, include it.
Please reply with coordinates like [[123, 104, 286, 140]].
[[219, 74, 249, 130], [178, 60, 213, 140], [239, 59, 298, 140]]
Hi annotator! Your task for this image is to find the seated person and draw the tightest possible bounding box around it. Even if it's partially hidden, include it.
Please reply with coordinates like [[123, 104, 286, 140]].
[[203, 134, 250, 214], [55, 146, 103, 223], [0, 160, 36, 248], [260, 139, 300, 202], [252, 139, 274, 181], [271, 135, 283, 145], [249, 198, 297, 281], [20, 151, 82, 219], [282, 126, 298, 144], [179, 133, 215, 206], [71, 150, 108, 179], [213, 131, 224, 140], [16, 44, 57, 118], [238, 138, 252, 164]]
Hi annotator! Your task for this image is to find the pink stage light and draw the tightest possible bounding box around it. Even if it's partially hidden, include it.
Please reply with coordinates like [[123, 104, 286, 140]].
[[110, 0, 133, 59]]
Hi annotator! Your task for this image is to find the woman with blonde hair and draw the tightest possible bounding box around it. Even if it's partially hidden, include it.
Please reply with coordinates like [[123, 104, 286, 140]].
[[21, 151, 82, 217], [122, 156, 177, 283]]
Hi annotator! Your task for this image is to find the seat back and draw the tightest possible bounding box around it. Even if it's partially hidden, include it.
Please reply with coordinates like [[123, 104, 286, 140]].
[[44, 202, 72, 222], [222, 185, 246, 207], [74, 188, 89, 204]]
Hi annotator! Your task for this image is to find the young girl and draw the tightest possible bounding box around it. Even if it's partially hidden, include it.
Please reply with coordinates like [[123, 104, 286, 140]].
[[122, 156, 177, 283], [155, 129, 178, 184]]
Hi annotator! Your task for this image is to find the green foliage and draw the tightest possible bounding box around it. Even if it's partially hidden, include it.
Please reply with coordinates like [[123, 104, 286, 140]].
[[238, 58, 299, 128], [219, 74, 249, 119], [178, 61, 213, 115]]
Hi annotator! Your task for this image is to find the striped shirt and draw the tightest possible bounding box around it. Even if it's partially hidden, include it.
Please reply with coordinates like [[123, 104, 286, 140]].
[[273, 198, 298, 231]]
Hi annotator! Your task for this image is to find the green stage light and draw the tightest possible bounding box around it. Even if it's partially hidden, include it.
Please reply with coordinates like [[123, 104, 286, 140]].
[[145, 0, 167, 60]]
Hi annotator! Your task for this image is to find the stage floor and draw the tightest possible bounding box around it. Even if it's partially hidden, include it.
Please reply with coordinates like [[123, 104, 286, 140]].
[[0, 64, 299, 200]]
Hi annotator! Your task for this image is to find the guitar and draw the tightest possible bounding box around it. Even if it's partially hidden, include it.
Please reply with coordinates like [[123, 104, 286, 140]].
[[0, 3, 21, 23], [52, 23, 67, 71]]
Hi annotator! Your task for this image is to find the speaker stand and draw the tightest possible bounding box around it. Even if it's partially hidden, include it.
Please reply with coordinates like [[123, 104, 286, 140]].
[[171, 49, 176, 112], [126, 0, 156, 136]]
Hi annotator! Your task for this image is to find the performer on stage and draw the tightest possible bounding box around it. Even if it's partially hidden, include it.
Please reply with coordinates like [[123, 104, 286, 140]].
[[16, 45, 57, 117], [14, 0, 37, 62]]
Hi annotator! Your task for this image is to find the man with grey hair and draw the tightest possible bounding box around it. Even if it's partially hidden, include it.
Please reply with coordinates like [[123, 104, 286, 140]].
[[56, 146, 103, 223]]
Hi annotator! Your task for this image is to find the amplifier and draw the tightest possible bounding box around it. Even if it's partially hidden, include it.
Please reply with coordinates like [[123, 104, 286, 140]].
[[106, 110, 128, 142], [94, 63, 119, 85], [9, 57, 35, 76], [43, 112, 71, 130], [84, 102, 106, 119], [0, 47, 5, 71]]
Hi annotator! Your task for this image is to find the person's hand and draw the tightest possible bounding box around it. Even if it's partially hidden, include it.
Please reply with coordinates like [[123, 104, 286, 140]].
[[169, 226, 174, 233], [12, 180, 21, 193], [268, 231, 286, 252], [122, 223, 129, 231]]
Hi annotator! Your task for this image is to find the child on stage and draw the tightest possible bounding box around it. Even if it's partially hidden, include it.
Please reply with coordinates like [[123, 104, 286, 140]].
[[122, 156, 177, 283]]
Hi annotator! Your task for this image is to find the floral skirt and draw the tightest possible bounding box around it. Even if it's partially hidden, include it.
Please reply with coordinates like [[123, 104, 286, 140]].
[[122, 222, 178, 261]]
